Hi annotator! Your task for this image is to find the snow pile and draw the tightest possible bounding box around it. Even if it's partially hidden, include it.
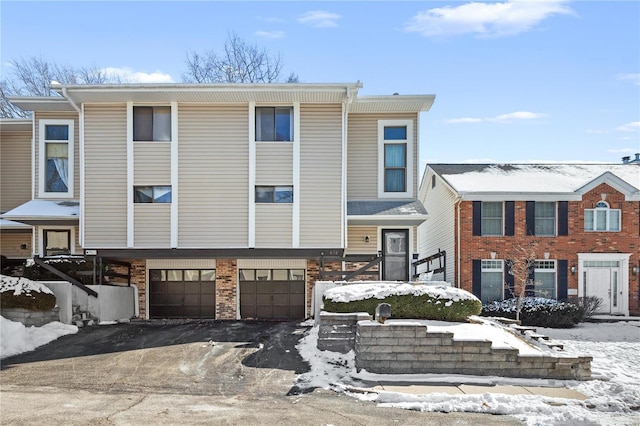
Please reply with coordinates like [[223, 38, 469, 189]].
[[323, 282, 479, 304], [0, 274, 54, 296], [0, 316, 78, 359]]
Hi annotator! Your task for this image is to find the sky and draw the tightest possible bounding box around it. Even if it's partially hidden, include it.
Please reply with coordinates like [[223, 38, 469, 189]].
[[2, 1, 639, 169]]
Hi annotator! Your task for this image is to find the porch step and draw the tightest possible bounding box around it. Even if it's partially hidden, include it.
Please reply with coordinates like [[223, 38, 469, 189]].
[[71, 304, 98, 327]]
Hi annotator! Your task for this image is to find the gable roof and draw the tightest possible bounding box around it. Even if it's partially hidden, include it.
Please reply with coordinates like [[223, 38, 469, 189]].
[[428, 164, 640, 201]]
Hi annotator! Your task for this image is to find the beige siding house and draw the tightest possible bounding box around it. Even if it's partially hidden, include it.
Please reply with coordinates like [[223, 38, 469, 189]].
[[4, 83, 435, 320]]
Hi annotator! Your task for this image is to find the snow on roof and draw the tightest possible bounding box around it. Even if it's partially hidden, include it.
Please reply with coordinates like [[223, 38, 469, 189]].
[[0, 274, 54, 296], [0, 219, 31, 230], [1, 199, 79, 220], [323, 281, 479, 304], [430, 164, 640, 194]]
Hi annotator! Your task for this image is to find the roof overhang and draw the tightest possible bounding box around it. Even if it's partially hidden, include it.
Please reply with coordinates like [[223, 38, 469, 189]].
[[347, 215, 428, 226], [7, 96, 77, 112], [350, 95, 435, 113], [0, 118, 32, 132], [458, 192, 584, 202], [0, 219, 33, 230], [1, 199, 80, 225], [50, 82, 363, 104]]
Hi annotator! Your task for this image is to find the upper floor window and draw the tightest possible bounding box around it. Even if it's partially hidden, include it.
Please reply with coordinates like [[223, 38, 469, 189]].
[[133, 106, 171, 141], [40, 119, 74, 197], [255, 186, 293, 203], [481, 202, 503, 236], [134, 186, 172, 203], [535, 202, 556, 236], [255, 107, 293, 141], [378, 119, 413, 198], [584, 201, 620, 231]]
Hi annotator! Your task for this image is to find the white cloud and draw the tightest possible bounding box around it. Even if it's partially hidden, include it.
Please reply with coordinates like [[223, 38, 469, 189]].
[[615, 121, 640, 132], [607, 147, 637, 153], [617, 73, 640, 86], [404, 0, 574, 38], [446, 111, 545, 124], [255, 30, 285, 39], [102, 67, 174, 83], [298, 11, 342, 28]]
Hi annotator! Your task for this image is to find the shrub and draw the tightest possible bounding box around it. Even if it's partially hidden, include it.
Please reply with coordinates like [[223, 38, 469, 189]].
[[323, 283, 482, 322], [481, 297, 584, 328], [0, 275, 56, 311], [23, 257, 96, 286], [568, 296, 603, 322]]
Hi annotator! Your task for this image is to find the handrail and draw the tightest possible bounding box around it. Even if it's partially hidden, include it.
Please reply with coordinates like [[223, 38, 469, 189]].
[[33, 256, 98, 298]]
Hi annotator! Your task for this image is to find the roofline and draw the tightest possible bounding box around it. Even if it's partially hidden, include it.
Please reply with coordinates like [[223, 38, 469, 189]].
[[51, 81, 364, 93], [0, 118, 33, 132]]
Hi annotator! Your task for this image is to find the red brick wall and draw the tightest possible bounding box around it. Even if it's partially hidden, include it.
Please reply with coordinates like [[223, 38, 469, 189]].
[[456, 184, 639, 314], [215, 259, 237, 320]]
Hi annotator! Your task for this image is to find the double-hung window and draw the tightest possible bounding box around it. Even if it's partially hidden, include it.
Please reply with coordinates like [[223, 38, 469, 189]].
[[584, 201, 620, 231], [481, 202, 503, 236], [378, 120, 413, 197], [481, 260, 503, 303], [133, 106, 171, 141], [535, 202, 556, 236], [40, 120, 74, 197], [255, 107, 293, 141], [533, 260, 556, 299], [255, 186, 293, 203]]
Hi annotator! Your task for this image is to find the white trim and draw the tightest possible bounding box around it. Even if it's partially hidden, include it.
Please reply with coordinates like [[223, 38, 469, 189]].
[[460, 193, 583, 202], [170, 101, 178, 248], [377, 119, 413, 199], [248, 101, 256, 248], [38, 119, 74, 199], [236, 259, 307, 269], [292, 101, 300, 248], [126, 102, 134, 248], [147, 259, 216, 269], [31, 118, 35, 200], [377, 225, 414, 281], [79, 104, 85, 246], [341, 102, 347, 248], [38, 225, 77, 257], [577, 252, 631, 316]]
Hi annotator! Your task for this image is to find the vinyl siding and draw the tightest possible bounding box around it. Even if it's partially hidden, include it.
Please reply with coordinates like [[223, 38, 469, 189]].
[[418, 171, 457, 282], [347, 113, 418, 200], [178, 104, 249, 247], [299, 104, 343, 247], [34, 111, 80, 199], [83, 104, 128, 247], [255, 204, 292, 248], [134, 143, 171, 184], [134, 204, 170, 247], [346, 226, 378, 254], [0, 231, 32, 258], [256, 143, 293, 184], [0, 129, 31, 212]]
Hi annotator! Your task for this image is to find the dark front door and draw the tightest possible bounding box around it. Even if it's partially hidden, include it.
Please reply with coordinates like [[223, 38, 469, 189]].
[[382, 229, 409, 281]]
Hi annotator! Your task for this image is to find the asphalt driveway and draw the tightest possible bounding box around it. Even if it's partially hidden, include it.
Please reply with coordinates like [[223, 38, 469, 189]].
[[0, 320, 521, 425]]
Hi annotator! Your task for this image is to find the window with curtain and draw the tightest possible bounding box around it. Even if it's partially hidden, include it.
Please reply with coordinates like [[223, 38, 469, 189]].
[[384, 143, 406, 192], [255, 186, 293, 203], [44, 229, 71, 256], [535, 202, 556, 236], [44, 124, 70, 193], [133, 106, 171, 141], [256, 107, 293, 141], [481, 202, 503, 236], [584, 201, 620, 231], [481, 260, 503, 303], [134, 186, 172, 203]]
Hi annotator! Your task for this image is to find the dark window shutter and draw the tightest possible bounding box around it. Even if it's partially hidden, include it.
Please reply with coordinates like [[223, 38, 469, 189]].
[[526, 263, 535, 297], [526, 201, 535, 236], [558, 201, 568, 236], [505, 201, 515, 236], [557, 260, 568, 301], [472, 201, 482, 236], [472, 260, 482, 300], [504, 260, 514, 300]]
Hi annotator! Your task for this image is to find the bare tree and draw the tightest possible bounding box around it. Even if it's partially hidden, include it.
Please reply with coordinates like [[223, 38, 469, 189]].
[[505, 237, 540, 321], [1, 57, 123, 118], [183, 32, 298, 83]]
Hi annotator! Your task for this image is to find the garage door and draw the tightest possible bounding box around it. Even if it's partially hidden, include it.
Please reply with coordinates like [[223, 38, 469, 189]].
[[149, 269, 216, 318], [239, 269, 305, 320]]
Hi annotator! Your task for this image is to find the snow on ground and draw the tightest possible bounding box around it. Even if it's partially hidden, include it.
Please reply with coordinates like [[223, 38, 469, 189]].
[[0, 316, 78, 359], [296, 319, 640, 426]]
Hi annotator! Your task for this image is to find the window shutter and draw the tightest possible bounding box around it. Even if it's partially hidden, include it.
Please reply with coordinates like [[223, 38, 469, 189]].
[[472, 201, 482, 236], [505, 201, 515, 236], [557, 260, 568, 301], [526, 263, 535, 297], [558, 201, 568, 236], [526, 201, 535, 236], [472, 259, 482, 300], [504, 261, 514, 299]]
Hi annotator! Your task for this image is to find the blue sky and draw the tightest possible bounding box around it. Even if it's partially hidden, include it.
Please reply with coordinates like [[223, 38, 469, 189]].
[[2, 1, 639, 168]]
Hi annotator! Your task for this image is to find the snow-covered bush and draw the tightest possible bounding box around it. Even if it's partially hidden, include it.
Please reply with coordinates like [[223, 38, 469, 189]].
[[322, 282, 481, 322], [482, 297, 583, 328], [23, 256, 95, 285], [0, 275, 56, 311]]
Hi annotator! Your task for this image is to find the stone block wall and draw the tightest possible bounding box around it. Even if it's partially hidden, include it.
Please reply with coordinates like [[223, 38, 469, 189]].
[[2, 307, 60, 327], [317, 311, 372, 353], [354, 321, 592, 380]]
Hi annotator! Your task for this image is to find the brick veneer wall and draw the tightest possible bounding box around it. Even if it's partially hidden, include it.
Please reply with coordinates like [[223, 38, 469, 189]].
[[455, 184, 640, 314], [216, 259, 237, 320], [355, 321, 592, 380]]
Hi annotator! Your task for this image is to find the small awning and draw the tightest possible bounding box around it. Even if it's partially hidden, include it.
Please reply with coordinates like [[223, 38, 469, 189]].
[[347, 200, 428, 226], [0, 219, 32, 231], [1, 199, 80, 225]]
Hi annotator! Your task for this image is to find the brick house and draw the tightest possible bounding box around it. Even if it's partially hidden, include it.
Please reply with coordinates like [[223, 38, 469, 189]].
[[418, 164, 640, 316]]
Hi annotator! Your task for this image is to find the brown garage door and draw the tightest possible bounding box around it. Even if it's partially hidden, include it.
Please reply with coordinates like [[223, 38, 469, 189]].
[[239, 269, 305, 320], [149, 269, 216, 318]]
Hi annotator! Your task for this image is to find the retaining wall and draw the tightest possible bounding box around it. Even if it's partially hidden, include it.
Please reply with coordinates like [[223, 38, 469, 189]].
[[317, 311, 372, 353], [2, 307, 60, 327]]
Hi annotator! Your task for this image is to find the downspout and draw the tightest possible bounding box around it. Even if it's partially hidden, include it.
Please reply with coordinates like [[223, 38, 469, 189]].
[[456, 195, 462, 288], [61, 87, 84, 248], [342, 86, 355, 250]]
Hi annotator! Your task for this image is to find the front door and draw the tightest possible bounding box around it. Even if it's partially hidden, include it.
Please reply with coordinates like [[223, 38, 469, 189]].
[[585, 267, 623, 314], [382, 229, 409, 281]]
